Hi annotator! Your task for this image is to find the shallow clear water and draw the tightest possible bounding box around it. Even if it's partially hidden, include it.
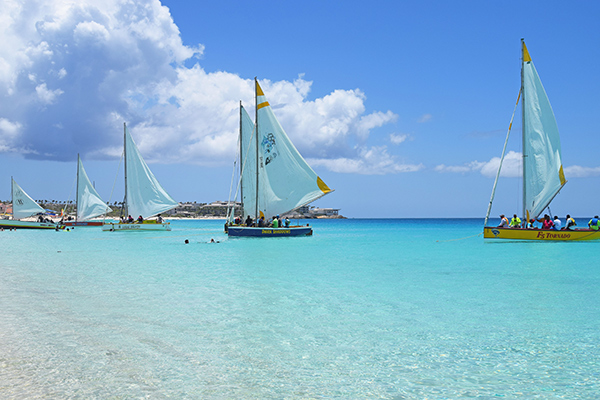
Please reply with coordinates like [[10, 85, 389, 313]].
[[1, 219, 599, 398]]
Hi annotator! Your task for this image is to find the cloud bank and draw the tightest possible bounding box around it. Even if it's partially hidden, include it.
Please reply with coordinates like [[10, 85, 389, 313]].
[[435, 151, 521, 178], [0, 0, 413, 174], [436, 151, 600, 179]]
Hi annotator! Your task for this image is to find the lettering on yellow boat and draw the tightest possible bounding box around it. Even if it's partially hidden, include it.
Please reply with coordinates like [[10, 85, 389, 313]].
[[536, 231, 571, 239]]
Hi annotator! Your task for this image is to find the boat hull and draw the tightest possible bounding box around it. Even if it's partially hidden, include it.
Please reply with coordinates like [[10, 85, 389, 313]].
[[0, 220, 60, 230], [227, 226, 312, 237], [102, 222, 172, 231], [483, 226, 600, 241], [64, 221, 103, 227]]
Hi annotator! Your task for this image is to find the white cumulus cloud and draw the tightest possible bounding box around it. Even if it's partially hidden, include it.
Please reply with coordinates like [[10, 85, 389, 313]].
[[0, 0, 410, 175], [308, 146, 423, 175], [390, 133, 409, 145]]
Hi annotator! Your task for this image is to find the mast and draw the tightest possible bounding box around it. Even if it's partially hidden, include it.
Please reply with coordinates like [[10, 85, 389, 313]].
[[76, 154, 80, 221], [254, 77, 259, 219], [123, 122, 128, 218], [521, 38, 527, 221], [239, 101, 244, 217], [10, 176, 13, 218]]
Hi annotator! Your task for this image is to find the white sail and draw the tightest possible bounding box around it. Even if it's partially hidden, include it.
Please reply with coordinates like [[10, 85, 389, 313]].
[[124, 124, 177, 219], [77, 155, 112, 221], [522, 42, 566, 219], [240, 105, 257, 219], [255, 80, 332, 218], [12, 178, 45, 219]]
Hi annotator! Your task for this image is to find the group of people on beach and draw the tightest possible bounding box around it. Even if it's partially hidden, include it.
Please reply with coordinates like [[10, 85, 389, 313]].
[[235, 214, 290, 228], [498, 214, 600, 230]]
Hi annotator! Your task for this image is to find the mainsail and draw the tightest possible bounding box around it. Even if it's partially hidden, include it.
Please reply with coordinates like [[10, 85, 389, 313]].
[[522, 41, 567, 219], [240, 105, 257, 218], [124, 124, 177, 218], [77, 155, 112, 221], [251, 80, 332, 218], [12, 178, 45, 219]]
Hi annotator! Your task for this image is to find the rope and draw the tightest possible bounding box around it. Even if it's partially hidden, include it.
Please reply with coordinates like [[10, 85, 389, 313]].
[[104, 151, 124, 223], [436, 232, 483, 242]]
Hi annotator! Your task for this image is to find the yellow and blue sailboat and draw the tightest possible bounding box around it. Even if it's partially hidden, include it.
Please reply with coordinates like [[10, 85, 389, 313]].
[[483, 40, 600, 241], [226, 79, 333, 237]]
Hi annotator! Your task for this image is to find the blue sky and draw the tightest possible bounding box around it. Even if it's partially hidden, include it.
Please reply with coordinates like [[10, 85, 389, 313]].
[[1, 0, 599, 218]]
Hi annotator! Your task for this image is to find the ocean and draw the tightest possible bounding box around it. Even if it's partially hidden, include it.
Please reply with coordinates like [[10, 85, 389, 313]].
[[1, 218, 598, 399]]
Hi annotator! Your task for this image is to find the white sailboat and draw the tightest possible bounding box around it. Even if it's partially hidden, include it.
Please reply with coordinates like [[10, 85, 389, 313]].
[[64, 155, 112, 227], [102, 123, 177, 231], [227, 79, 333, 237], [484, 40, 599, 241], [0, 178, 59, 230]]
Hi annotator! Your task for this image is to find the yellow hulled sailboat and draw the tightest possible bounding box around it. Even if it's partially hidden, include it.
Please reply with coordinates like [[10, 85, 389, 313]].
[[483, 40, 600, 241]]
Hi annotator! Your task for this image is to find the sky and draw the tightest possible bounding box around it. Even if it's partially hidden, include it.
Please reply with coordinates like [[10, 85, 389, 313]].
[[1, 0, 599, 218]]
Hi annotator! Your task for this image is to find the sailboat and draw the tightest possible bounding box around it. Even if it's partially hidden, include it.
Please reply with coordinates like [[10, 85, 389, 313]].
[[0, 178, 60, 230], [483, 40, 600, 241], [64, 155, 112, 227], [226, 78, 333, 237], [102, 123, 177, 231]]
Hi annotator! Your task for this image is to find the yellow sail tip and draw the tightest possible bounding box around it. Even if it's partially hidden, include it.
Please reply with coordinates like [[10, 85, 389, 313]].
[[559, 166, 567, 186], [255, 80, 265, 96], [522, 41, 532, 63], [317, 177, 332, 194]]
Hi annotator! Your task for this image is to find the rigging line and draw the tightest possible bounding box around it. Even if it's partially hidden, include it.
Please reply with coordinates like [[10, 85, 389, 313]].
[[104, 150, 124, 223], [225, 158, 237, 221], [64, 176, 77, 215], [231, 122, 257, 214], [436, 232, 483, 242], [484, 88, 522, 226]]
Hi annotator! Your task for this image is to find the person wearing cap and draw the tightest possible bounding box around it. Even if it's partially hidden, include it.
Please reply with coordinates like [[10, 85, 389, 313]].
[[498, 214, 509, 227], [509, 214, 521, 228]]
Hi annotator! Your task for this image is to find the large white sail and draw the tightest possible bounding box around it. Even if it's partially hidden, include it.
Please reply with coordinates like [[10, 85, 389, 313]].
[[522, 42, 567, 219], [12, 178, 45, 219], [77, 155, 112, 221], [255, 80, 332, 218], [124, 125, 177, 218], [240, 105, 257, 218]]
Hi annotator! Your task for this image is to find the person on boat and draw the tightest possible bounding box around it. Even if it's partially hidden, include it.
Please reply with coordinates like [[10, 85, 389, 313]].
[[588, 216, 600, 230], [284, 217, 290, 227], [272, 215, 279, 228], [564, 215, 576, 230], [156, 214, 163, 223], [552, 215, 562, 230], [541, 215, 554, 230], [257, 216, 266, 227], [498, 214, 509, 227], [127, 215, 134, 223], [137, 215, 143, 223], [526, 219, 536, 229], [509, 214, 521, 228], [245, 215, 253, 227]]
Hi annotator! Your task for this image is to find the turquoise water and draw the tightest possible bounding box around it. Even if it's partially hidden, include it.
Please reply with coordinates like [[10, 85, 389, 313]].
[[1, 219, 599, 398]]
